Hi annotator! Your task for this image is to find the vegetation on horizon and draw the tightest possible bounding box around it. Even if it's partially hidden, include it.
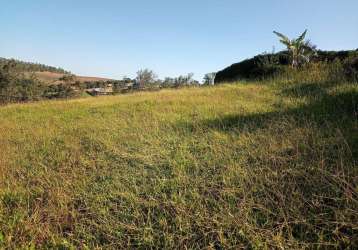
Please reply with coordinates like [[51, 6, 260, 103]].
[[215, 28, 358, 83], [0, 57, 70, 74], [273, 30, 317, 68], [1, 30, 357, 105]]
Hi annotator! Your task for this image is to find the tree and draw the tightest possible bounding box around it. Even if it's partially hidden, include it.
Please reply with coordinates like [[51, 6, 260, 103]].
[[173, 73, 195, 88], [135, 69, 157, 88], [59, 74, 76, 84], [0, 61, 44, 103], [162, 77, 175, 88], [273, 30, 317, 68], [203, 72, 216, 85], [43, 84, 75, 99]]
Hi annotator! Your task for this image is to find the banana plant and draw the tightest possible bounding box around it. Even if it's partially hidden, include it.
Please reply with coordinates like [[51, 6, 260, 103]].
[[274, 30, 317, 68]]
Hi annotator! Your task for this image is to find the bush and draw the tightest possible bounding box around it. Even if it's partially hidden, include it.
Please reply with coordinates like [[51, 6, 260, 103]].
[[0, 63, 44, 103], [343, 55, 358, 81], [43, 84, 76, 99], [0, 58, 70, 74], [215, 49, 358, 83], [269, 59, 357, 86], [215, 51, 289, 82]]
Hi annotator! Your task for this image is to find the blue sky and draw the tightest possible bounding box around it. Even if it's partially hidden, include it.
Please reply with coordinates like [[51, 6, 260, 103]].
[[1, 0, 357, 80]]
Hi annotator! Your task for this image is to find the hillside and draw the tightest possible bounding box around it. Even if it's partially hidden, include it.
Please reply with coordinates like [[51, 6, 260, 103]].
[[31, 71, 113, 85], [0, 81, 357, 248], [215, 49, 358, 83], [0, 58, 113, 85], [0, 57, 69, 74]]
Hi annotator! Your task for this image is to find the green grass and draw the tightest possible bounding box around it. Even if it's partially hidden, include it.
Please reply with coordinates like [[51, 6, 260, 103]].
[[0, 81, 357, 249]]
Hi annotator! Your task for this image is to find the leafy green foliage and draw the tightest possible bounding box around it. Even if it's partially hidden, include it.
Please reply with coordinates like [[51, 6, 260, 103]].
[[215, 49, 358, 83], [161, 73, 199, 88], [0, 61, 45, 103], [59, 74, 76, 83], [0, 61, 79, 104], [0, 58, 70, 74], [215, 51, 289, 82], [135, 69, 158, 88], [42, 84, 76, 99], [273, 30, 317, 68], [203, 72, 216, 85], [343, 54, 358, 81]]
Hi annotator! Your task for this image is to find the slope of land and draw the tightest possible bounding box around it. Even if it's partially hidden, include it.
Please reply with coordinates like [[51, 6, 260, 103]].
[[1, 57, 113, 85], [215, 49, 358, 83], [0, 57, 69, 74], [30, 71, 113, 85], [0, 82, 357, 248]]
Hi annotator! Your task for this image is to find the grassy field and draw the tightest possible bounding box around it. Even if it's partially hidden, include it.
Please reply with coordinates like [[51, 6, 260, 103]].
[[0, 81, 357, 249]]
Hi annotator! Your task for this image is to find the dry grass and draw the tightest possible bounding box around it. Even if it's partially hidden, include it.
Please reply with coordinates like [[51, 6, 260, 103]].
[[0, 81, 357, 249], [27, 71, 113, 85]]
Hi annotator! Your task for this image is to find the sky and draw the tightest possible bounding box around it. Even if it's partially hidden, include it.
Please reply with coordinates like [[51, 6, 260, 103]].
[[1, 0, 357, 80]]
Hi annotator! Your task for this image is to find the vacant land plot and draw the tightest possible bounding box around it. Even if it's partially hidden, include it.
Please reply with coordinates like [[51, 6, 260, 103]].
[[0, 82, 357, 249]]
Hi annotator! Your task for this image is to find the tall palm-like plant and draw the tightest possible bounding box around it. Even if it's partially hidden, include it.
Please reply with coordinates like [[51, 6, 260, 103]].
[[274, 30, 316, 68]]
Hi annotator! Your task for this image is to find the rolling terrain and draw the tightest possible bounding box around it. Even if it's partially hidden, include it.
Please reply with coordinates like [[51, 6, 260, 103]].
[[1, 57, 113, 85], [31, 71, 113, 85], [0, 80, 357, 248]]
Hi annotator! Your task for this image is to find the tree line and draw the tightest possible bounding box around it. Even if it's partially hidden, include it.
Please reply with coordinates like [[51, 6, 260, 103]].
[[0, 58, 70, 74], [0, 60, 218, 104], [2, 29, 356, 104], [0, 61, 74, 103]]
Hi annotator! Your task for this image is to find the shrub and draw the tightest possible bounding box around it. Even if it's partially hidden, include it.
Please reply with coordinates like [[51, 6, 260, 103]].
[[343, 55, 358, 81], [43, 84, 76, 99], [215, 49, 358, 83], [0, 63, 44, 103]]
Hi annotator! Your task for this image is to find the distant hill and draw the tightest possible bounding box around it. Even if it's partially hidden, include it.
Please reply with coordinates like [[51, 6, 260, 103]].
[[30, 71, 114, 85], [0, 57, 114, 84], [215, 49, 358, 83], [0, 57, 70, 74]]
